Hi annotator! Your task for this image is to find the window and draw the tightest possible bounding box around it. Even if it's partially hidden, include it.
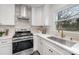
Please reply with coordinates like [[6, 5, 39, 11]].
[[58, 5, 79, 20], [57, 5, 79, 31]]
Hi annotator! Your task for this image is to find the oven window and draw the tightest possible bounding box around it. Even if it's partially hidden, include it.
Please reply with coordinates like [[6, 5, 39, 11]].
[[13, 40, 33, 53]]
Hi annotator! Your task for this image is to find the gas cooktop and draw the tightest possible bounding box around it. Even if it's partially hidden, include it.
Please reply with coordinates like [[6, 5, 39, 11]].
[[13, 31, 33, 38]]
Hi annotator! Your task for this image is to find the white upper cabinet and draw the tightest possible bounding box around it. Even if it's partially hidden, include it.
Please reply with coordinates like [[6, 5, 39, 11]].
[[43, 5, 50, 26], [15, 5, 20, 17], [31, 5, 50, 26], [32, 7, 44, 26], [0, 4, 15, 25]]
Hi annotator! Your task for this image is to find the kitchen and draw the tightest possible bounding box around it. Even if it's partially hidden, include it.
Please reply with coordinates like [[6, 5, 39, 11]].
[[0, 4, 79, 55]]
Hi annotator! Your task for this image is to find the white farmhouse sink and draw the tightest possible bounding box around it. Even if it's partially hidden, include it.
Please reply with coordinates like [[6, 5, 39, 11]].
[[47, 36, 76, 47]]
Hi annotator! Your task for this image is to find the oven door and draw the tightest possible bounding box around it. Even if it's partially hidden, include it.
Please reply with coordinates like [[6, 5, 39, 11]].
[[13, 40, 33, 54]]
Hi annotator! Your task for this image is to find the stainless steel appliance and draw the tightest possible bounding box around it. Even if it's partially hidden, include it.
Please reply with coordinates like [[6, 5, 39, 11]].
[[12, 31, 33, 54]]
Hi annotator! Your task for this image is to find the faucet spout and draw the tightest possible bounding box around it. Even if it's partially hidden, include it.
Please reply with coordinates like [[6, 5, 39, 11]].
[[58, 24, 65, 38], [60, 28, 64, 38]]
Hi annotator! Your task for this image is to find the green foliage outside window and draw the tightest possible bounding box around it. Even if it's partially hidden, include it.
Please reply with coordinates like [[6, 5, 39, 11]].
[[56, 18, 79, 31]]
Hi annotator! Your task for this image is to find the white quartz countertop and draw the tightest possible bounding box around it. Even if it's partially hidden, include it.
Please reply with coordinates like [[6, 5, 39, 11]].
[[36, 33, 79, 55], [0, 35, 13, 39]]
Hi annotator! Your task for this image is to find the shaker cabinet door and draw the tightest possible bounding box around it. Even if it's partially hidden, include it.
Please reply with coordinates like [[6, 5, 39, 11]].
[[38, 37, 43, 54], [0, 4, 15, 25], [32, 7, 44, 26], [0, 44, 12, 55]]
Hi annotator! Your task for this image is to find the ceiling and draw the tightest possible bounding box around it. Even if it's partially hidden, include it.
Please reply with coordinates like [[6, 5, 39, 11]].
[[15, 4, 44, 7], [27, 4, 44, 7]]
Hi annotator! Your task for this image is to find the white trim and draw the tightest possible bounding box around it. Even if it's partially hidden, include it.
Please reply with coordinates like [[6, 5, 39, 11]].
[[56, 4, 75, 13], [55, 30, 79, 35], [62, 31, 79, 35]]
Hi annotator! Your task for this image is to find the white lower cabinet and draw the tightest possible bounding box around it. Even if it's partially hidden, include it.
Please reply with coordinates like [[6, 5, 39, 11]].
[[33, 35, 39, 51], [38, 37, 43, 55], [0, 44, 12, 55], [37, 36, 72, 55]]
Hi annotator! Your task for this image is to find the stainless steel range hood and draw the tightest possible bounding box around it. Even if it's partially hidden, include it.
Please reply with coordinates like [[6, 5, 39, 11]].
[[17, 16, 29, 20], [17, 5, 29, 20]]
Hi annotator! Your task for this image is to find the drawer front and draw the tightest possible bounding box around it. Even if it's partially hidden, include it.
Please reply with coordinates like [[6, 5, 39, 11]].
[[43, 42, 63, 55], [0, 39, 12, 45], [48, 46, 62, 55], [43, 44, 51, 55]]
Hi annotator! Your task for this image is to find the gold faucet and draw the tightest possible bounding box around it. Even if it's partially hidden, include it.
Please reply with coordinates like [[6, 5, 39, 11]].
[[58, 25, 64, 38], [60, 28, 64, 38]]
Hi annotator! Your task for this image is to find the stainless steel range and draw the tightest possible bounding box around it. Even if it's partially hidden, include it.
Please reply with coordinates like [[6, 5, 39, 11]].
[[12, 31, 33, 55]]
